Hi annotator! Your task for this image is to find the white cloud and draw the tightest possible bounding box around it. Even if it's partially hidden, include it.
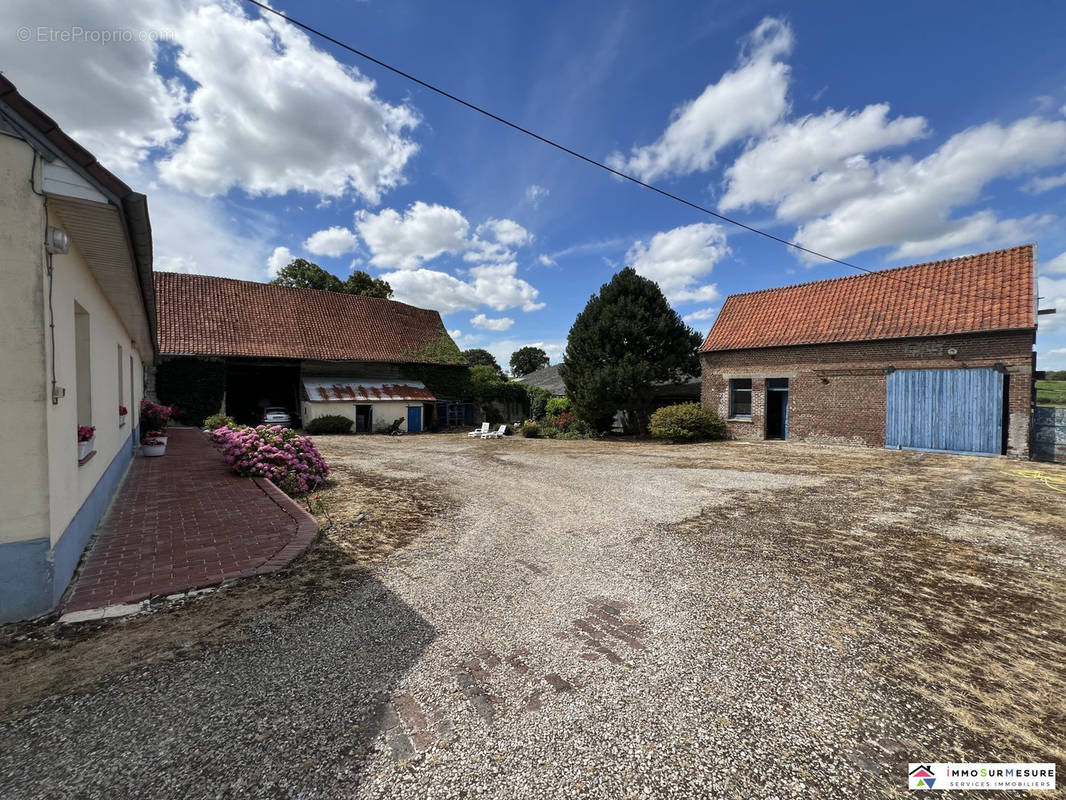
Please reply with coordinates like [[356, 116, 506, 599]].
[[381, 261, 543, 314], [148, 185, 274, 281], [471, 314, 515, 331], [1037, 274, 1066, 333], [1045, 251, 1066, 273], [721, 104, 929, 219], [447, 329, 462, 339], [466, 219, 533, 263], [469, 262, 545, 311], [682, 307, 719, 324], [303, 226, 358, 258], [538, 254, 558, 267], [156, 1, 419, 201], [525, 184, 549, 207], [478, 218, 533, 248], [791, 117, 1066, 260], [381, 268, 480, 313], [1026, 172, 1066, 193], [607, 17, 793, 181], [626, 223, 728, 304], [1, 1, 186, 173], [356, 202, 470, 269], [356, 202, 534, 269], [266, 246, 294, 276], [354, 201, 541, 314]]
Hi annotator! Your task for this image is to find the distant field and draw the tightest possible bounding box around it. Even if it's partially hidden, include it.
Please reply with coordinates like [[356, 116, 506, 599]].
[[1036, 379, 1066, 407]]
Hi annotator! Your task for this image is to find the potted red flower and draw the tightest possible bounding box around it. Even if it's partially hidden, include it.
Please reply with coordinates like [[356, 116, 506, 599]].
[[77, 425, 95, 460], [141, 435, 166, 457], [119, 405, 128, 426]]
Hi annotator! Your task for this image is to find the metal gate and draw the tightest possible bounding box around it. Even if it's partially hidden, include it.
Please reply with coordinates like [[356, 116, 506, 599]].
[[885, 368, 1003, 456]]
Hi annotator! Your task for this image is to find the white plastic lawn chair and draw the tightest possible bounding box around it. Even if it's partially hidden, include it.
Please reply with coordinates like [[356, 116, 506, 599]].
[[467, 422, 490, 438], [482, 424, 508, 439]]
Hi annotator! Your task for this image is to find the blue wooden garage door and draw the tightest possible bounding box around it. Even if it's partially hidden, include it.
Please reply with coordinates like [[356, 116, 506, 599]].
[[886, 368, 1003, 456]]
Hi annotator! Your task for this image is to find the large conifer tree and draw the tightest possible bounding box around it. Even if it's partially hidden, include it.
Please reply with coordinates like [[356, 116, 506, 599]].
[[561, 268, 701, 433]]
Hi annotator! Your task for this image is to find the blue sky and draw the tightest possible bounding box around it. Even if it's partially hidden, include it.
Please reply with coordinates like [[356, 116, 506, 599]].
[[5, 1, 1066, 368]]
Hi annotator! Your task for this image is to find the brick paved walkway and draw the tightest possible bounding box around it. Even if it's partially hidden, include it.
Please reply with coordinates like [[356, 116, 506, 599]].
[[65, 428, 318, 612]]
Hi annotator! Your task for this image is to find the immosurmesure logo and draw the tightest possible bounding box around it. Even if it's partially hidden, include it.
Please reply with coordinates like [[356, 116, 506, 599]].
[[908, 763, 1056, 791]]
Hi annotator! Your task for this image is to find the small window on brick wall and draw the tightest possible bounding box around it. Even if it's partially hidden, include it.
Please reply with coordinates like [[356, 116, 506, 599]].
[[729, 378, 752, 418]]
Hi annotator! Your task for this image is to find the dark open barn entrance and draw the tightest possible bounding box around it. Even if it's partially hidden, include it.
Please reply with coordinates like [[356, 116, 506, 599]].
[[225, 361, 301, 426]]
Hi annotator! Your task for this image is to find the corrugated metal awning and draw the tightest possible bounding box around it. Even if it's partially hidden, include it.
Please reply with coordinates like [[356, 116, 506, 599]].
[[302, 378, 436, 402]]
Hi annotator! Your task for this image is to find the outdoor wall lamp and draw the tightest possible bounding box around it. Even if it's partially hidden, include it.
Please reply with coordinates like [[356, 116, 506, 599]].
[[45, 226, 69, 254], [947, 347, 959, 359]]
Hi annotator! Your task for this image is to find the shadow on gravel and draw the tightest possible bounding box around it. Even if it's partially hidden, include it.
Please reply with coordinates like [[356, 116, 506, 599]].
[[0, 571, 435, 797]]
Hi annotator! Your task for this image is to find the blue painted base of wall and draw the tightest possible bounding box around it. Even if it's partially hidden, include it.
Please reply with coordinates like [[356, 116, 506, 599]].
[[0, 429, 134, 624]]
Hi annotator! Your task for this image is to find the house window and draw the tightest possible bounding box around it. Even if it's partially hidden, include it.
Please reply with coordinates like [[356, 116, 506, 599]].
[[130, 355, 135, 417], [74, 302, 92, 427], [117, 344, 124, 409], [729, 378, 752, 418]]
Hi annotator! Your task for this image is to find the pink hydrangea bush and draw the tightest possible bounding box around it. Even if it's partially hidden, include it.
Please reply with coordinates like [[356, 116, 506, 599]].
[[211, 424, 329, 496]]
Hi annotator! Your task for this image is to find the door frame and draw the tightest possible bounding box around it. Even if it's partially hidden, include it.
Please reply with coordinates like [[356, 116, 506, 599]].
[[765, 378, 789, 440]]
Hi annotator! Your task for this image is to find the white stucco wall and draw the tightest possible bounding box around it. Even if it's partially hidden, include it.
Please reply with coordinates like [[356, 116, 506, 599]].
[[302, 400, 420, 432], [0, 132, 50, 546], [44, 205, 147, 544]]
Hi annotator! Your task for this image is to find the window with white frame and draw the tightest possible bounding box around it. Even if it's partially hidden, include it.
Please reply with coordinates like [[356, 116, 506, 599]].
[[729, 378, 752, 418], [74, 302, 92, 427]]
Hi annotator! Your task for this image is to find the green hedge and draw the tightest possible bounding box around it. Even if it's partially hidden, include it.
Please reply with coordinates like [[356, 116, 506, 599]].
[[156, 357, 225, 427], [649, 403, 725, 442], [305, 415, 354, 434]]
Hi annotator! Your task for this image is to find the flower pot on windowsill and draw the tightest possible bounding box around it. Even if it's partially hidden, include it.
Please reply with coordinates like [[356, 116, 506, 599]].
[[119, 414, 128, 427], [77, 439, 94, 460]]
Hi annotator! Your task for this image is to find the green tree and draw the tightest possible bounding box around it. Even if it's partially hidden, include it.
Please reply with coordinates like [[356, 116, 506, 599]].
[[271, 258, 393, 299], [271, 258, 344, 292], [510, 346, 550, 376], [462, 348, 504, 376], [561, 267, 701, 434], [344, 270, 393, 299]]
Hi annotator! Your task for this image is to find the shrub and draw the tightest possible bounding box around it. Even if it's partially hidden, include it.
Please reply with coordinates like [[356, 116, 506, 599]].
[[649, 403, 725, 442], [203, 413, 236, 430], [305, 415, 354, 435], [525, 386, 552, 421], [140, 398, 174, 431], [544, 396, 572, 417], [211, 424, 330, 496], [520, 422, 541, 438]]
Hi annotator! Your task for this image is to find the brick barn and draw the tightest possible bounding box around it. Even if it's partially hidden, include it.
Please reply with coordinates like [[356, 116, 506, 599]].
[[154, 272, 474, 433], [699, 245, 1038, 458]]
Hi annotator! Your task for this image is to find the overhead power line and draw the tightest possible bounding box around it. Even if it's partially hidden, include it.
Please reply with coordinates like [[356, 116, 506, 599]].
[[242, 0, 1005, 303]]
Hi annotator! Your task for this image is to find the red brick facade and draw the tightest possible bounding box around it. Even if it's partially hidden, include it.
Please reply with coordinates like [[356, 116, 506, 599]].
[[701, 330, 1035, 457]]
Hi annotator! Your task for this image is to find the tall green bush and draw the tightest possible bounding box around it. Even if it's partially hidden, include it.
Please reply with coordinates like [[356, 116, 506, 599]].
[[305, 415, 354, 435], [649, 403, 725, 442], [544, 396, 572, 416], [561, 268, 701, 433]]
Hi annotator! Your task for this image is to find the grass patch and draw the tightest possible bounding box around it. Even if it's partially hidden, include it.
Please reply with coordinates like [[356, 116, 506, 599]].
[[1036, 379, 1066, 407]]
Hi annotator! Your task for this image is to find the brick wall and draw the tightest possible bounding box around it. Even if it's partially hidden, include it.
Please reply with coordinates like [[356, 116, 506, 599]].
[[700, 330, 1034, 457]]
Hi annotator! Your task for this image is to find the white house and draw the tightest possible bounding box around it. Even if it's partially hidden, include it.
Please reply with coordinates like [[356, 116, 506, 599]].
[[0, 77, 155, 622]]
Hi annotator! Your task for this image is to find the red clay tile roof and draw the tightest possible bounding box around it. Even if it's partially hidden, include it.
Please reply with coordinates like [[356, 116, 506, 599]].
[[701, 245, 1036, 352], [155, 272, 461, 364]]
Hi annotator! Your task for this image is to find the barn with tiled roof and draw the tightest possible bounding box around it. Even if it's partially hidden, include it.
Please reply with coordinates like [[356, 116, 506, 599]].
[[699, 245, 1039, 457], [154, 272, 474, 433]]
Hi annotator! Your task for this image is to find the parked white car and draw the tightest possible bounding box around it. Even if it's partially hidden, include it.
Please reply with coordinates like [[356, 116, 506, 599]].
[[262, 406, 292, 427]]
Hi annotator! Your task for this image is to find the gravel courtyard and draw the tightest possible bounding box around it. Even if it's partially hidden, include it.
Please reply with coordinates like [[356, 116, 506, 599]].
[[2, 435, 1064, 798]]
